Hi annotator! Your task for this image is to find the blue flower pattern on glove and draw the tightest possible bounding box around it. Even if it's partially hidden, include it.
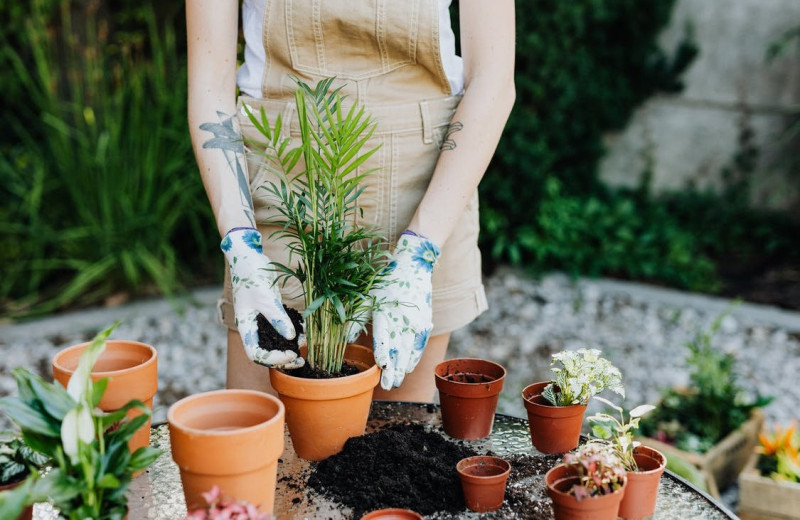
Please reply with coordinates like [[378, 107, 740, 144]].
[[412, 241, 440, 272]]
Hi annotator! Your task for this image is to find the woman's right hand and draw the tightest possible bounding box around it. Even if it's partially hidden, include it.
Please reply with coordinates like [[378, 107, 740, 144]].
[[221, 228, 303, 369]]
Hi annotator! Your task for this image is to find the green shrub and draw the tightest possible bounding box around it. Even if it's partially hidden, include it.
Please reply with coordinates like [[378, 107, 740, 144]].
[[0, 1, 215, 317]]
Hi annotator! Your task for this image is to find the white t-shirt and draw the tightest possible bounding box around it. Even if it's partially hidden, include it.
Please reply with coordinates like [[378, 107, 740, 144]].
[[237, 0, 465, 98]]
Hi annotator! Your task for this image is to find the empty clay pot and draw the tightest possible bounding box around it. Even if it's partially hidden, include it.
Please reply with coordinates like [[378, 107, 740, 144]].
[[522, 382, 586, 454], [52, 340, 158, 454], [545, 463, 627, 520], [360, 508, 424, 519], [456, 455, 511, 513], [434, 358, 506, 440], [618, 445, 666, 519], [167, 389, 285, 514], [270, 344, 379, 461]]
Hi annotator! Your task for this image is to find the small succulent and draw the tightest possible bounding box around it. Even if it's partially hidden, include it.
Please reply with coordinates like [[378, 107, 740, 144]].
[[184, 486, 273, 520], [0, 434, 49, 485], [587, 397, 656, 471], [562, 442, 627, 501], [543, 348, 624, 406]]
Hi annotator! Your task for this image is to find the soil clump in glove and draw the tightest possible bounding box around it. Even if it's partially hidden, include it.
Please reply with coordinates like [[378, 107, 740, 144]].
[[256, 306, 302, 358]]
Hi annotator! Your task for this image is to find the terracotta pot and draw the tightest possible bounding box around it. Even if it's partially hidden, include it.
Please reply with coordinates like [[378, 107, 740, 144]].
[[0, 479, 33, 520], [167, 389, 285, 514], [545, 464, 627, 520], [521, 382, 586, 454], [360, 508, 424, 519], [52, 340, 158, 454], [618, 446, 666, 519], [456, 455, 511, 513], [269, 344, 379, 461], [434, 358, 506, 440]]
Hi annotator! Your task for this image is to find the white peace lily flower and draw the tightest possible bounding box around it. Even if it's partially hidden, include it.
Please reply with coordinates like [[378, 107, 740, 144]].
[[61, 403, 94, 464]]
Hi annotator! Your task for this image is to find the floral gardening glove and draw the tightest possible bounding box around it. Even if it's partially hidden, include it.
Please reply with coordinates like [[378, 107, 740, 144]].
[[371, 231, 441, 389], [221, 227, 303, 369]]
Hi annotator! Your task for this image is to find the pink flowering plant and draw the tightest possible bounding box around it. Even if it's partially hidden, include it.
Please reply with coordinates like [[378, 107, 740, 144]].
[[561, 441, 627, 501], [184, 486, 272, 520]]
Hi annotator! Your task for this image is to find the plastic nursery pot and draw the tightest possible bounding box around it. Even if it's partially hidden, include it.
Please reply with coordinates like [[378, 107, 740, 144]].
[[269, 344, 380, 461], [618, 445, 667, 519], [521, 382, 587, 454], [434, 358, 506, 440], [52, 340, 158, 454], [167, 389, 285, 514], [545, 464, 627, 520], [0, 480, 33, 520], [360, 508, 424, 520], [456, 455, 511, 513]]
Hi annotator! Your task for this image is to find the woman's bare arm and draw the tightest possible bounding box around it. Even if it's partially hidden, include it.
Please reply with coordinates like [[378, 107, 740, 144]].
[[186, 0, 252, 237], [406, 0, 516, 246]]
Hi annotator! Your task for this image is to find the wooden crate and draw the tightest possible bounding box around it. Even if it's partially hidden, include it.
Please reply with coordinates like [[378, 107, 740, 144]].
[[738, 453, 800, 520], [638, 408, 764, 498]]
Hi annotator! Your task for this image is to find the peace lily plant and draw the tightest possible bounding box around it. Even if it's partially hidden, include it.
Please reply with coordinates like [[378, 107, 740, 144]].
[[0, 324, 162, 520], [542, 348, 625, 406], [244, 78, 391, 374]]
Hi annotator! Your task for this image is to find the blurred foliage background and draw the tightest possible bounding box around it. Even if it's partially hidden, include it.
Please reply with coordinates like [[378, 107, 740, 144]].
[[1, 0, 799, 318]]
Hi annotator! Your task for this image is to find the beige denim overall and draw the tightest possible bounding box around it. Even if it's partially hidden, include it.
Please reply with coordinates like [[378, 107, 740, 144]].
[[222, 0, 487, 335]]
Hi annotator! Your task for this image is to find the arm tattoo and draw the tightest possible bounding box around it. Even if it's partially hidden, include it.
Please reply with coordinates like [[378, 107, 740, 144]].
[[440, 121, 463, 151], [199, 112, 256, 227]]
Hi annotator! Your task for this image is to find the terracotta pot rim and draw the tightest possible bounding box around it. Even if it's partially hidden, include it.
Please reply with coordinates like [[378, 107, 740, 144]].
[[630, 446, 667, 475], [270, 343, 378, 389], [457, 455, 512, 481], [521, 381, 588, 409], [545, 464, 627, 498], [167, 389, 285, 437], [53, 340, 157, 377], [434, 358, 507, 385], [360, 508, 423, 520]]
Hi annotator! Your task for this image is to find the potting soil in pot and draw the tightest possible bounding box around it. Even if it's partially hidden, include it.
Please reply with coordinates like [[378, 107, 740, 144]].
[[308, 423, 478, 516]]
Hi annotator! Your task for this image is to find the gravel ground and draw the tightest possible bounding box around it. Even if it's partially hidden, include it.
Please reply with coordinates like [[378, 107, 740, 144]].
[[2, 267, 800, 513]]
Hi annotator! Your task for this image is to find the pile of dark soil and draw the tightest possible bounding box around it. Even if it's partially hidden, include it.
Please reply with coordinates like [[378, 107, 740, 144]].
[[256, 306, 303, 356], [308, 424, 478, 516]]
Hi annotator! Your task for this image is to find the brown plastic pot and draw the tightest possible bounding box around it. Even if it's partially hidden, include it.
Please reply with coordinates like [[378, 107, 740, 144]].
[[269, 344, 379, 461], [167, 389, 285, 514], [545, 464, 627, 520], [618, 445, 666, 519], [52, 340, 158, 454], [360, 508, 424, 519], [456, 455, 511, 513], [0, 479, 33, 520], [434, 358, 506, 440], [521, 382, 586, 454]]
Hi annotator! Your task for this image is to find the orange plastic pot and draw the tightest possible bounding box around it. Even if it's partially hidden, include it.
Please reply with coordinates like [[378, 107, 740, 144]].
[[522, 382, 586, 454], [0, 479, 33, 520], [545, 464, 627, 520], [360, 508, 423, 519], [434, 358, 506, 440], [456, 455, 511, 513], [167, 389, 285, 514], [52, 340, 158, 454], [269, 344, 379, 461], [618, 446, 666, 519]]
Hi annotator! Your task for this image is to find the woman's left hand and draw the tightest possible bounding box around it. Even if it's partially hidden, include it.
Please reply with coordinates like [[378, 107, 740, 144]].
[[371, 232, 441, 390]]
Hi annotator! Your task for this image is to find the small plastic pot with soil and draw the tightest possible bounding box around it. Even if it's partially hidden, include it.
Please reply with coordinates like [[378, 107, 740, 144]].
[[434, 358, 506, 440], [456, 455, 511, 513]]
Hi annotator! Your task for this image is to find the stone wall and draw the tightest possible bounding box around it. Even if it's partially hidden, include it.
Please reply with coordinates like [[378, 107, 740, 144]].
[[599, 0, 800, 211]]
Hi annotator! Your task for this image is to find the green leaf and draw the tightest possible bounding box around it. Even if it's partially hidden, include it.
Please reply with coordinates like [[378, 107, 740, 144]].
[[0, 474, 33, 518], [630, 404, 656, 418], [128, 446, 162, 471], [0, 397, 60, 437], [28, 375, 75, 422], [96, 473, 120, 489]]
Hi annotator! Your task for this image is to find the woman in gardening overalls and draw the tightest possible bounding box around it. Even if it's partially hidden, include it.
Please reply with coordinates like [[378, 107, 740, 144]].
[[186, 0, 515, 401]]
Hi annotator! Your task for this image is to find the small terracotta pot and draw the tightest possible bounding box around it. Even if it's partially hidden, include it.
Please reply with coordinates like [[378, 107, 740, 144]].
[[360, 508, 424, 519], [167, 389, 285, 514], [545, 464, 627, 520], [269, 344, 379, 461], [52, 340, 158, 454], [0, 479, 33, 520], [456, 455, 511, 513], [521, 382, 586, 454], [434, 358, 506, 440], [618, 446, 666, 519]]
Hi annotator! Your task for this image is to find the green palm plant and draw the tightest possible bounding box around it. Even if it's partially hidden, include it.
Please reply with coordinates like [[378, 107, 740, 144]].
[[244, 78, 390, 374]]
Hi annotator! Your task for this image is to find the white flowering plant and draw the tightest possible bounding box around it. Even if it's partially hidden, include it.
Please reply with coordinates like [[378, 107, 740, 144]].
[[587, 396, 656, 471], [542, 348, 624, 406], [0, 324, 162, 520]]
